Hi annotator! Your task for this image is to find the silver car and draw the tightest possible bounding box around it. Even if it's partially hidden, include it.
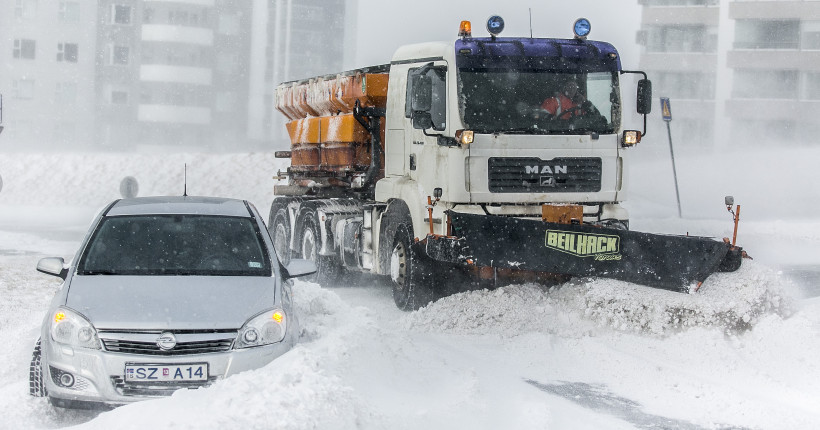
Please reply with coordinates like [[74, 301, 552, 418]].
[[29, 196, 316, 409]]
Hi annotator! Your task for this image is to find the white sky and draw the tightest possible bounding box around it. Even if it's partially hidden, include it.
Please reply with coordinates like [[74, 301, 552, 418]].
[[352, 0, 642, 68]]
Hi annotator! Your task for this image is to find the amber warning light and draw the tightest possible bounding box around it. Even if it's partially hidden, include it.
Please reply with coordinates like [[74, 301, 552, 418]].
[[459, 21, 472, 38]]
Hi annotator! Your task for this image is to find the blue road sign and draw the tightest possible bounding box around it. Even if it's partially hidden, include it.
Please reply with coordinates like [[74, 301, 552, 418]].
[[660, 97, 672, 122]]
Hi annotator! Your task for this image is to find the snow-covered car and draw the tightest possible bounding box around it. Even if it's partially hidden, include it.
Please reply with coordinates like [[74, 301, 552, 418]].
[[28, 196, 316, 409]]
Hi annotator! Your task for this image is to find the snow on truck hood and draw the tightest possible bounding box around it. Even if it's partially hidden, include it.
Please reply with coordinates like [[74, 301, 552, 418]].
[[64, 275, 278, 330]]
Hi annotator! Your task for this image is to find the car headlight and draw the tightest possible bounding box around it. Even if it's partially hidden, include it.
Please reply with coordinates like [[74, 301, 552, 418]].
[[50, 307, 100, 350], [235, 309, 287, 349]]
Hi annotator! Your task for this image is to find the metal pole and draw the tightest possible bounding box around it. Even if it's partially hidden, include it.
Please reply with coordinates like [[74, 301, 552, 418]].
[[666, 121, 682, 217]]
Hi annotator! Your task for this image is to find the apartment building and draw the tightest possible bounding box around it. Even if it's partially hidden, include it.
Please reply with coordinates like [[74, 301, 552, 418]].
[[1, 0, 352, 150], [0, 0, 98, 148], [637, 0, 820, 147], [95, 0, 253, 150]]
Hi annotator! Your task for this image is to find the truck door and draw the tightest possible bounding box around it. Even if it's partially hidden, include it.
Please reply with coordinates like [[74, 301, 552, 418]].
[[405, 63, 447, 182]]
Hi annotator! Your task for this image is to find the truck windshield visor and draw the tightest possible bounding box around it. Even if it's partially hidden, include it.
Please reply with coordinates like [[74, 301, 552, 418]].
[[457, 69, 620, 135]]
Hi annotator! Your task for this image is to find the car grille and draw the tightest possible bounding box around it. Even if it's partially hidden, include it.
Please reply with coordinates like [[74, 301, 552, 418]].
[[110, 375, 218, 397], [488, 157, 602, 193], [98, 330, 237, 356]]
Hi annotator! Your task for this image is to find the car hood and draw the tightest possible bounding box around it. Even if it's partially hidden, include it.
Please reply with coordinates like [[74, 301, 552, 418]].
[[64, 275, 278, 330]]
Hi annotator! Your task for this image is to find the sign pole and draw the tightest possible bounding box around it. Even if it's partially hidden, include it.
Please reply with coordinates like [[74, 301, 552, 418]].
[[660, 97, 681, 218]]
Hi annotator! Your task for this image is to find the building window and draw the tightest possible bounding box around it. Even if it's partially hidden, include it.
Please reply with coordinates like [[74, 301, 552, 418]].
[[55, 82, 77, 104], [644, 25, 716, 53], [15, 0, 37, 19], [654, 72, 716, 99], [733, 70, 799, 99], [802, 21, 820, 50], [13, 39, 36, 59], [215, 92, 238, 112], [169, 10, 189, 25], [12, 79, 36, 99], [640, 0, 717, 5], [218, 14, 240, 35], [112, 4, 132, 25], [109, 45, 130, 65], [292, 5, 323, 23], [805, 72, 820, 100], [58, 1, 79, 22], [735, 20, 799, 50], [143, 7, 154, 24], [111, 91, 129, 105], [57, 43, 78, 62]]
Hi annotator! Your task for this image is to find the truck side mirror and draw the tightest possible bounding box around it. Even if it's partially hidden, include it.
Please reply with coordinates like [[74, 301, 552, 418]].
[[411, 74, 432, 112], [636, 79, 652, 114], [412, 111, 434, 130]]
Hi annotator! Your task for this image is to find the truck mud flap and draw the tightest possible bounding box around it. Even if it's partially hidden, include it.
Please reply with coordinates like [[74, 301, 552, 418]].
[[420, 211, 743, 293]]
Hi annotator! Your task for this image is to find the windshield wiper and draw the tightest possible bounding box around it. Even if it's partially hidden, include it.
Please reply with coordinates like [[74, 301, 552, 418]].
[[80, 270, 121, 275], [498, 128, 556, 135]]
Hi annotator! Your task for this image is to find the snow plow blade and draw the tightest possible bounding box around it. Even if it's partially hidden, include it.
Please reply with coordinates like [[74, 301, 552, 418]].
[[421, 211, 743, 293]]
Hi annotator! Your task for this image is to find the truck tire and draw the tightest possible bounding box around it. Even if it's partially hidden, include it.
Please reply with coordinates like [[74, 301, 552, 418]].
[[29, 338, 47, 397], [270, 207, 292, 266], [382, 203, 436, 311], [296, 206, 343, 286]]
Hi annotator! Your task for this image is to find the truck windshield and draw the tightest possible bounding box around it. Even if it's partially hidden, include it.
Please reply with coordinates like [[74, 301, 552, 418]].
[[457, 70, 620, 135]]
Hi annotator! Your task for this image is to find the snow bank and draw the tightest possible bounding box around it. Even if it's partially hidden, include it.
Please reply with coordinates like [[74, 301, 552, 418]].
[[404, 261, 795, 337], [0, 153, 288, 213]]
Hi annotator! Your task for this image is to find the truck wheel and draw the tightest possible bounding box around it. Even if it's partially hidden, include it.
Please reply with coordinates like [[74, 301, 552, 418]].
[[390, 220, 435, 311], [297, 208, 343, 286], [29, 338, 47, 397], [270, 208, 292, 265]]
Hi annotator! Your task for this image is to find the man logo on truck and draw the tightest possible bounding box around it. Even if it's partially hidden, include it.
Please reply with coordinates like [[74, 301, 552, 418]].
[[545, 230, 622, 261], [525, 165, 568, 175]]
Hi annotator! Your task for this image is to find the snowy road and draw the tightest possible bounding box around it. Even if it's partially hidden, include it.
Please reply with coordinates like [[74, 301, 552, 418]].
[[1, 151, 819, 429], [1, 222, 818, 429]]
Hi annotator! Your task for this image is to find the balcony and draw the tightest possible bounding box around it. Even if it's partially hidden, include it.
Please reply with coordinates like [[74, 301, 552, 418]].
[[724, 99, 820, 122], [730, 1, 820, 20], [639, 52, 717, 72], [144, 0, 215, 5], [727, 50, 820, 70], [138, 105, 211, 124], [641, 5, 718, 25], [141, 24, 213, 46], [140, 65, 212, 85]]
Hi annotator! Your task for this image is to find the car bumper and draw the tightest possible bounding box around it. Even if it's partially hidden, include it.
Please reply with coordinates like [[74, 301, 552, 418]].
[[42, 338, 293, 405]]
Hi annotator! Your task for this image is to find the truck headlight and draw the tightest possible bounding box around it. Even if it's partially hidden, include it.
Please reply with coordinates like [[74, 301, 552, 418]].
[[622, 130, 641, 146], [235, 309, 287, 349], [51, 307, 100, 350]]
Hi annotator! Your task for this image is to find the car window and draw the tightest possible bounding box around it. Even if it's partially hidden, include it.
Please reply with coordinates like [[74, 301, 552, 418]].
[[78, 215, 272, 276]]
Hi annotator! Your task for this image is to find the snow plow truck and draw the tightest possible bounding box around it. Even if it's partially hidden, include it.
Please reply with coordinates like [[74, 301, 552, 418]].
[[269, 17, 745, 310]]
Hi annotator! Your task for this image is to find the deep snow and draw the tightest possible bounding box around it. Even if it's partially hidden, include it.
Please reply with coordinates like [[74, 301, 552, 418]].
[[0, 149, 819, 429]]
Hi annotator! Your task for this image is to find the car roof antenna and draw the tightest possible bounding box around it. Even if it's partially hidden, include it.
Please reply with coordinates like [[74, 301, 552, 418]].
[[183, 163, 188, 197]]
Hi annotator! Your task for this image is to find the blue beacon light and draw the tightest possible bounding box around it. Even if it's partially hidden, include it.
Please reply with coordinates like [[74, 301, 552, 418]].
[[573, 18, 591, 40], [487, 15, 505, 37]]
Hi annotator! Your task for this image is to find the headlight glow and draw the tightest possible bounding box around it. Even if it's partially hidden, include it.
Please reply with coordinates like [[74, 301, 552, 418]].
[[236, 309, 287, 349], [50, 307, 100, 350]]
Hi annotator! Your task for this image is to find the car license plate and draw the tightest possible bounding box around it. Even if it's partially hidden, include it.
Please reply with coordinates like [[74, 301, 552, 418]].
[[125, 363, 208, 382]]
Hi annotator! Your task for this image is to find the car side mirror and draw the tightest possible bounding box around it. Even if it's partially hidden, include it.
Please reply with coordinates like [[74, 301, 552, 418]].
[[636, 79, 652, 115], [37, 257, 68, 280], [283, 259, 317, 279]]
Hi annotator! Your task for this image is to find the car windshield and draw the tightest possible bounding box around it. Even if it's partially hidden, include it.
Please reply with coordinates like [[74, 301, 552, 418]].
[[458, 69, 620, 135], [78, 215, 272, 276]]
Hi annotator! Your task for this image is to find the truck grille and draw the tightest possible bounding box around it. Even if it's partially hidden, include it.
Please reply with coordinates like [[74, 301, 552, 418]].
[[99, 330, 237, 356], [488, 157, 601, 193]]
